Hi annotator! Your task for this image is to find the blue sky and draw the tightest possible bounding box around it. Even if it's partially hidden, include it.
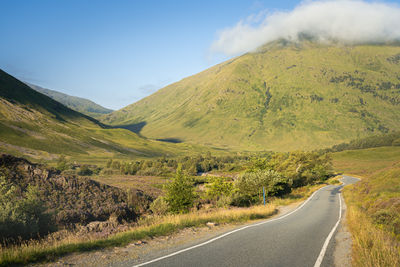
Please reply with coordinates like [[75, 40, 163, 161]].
[[1, 0, 399, 110]]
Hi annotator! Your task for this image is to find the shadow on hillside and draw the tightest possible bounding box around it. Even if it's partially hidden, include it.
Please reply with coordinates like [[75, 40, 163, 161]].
[[156, 138, 182, 143], [114, 122, 183, 143], [119, 121, 147, 134]]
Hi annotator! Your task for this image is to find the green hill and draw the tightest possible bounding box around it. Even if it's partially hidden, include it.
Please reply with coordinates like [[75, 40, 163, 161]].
[[0, 69, 215, 163], [27, 83, 113, 119], [102, 41, 400, 151]]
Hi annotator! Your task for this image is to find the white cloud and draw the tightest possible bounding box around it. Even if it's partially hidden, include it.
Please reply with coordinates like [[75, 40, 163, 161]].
[[211, 0, 400, 56]]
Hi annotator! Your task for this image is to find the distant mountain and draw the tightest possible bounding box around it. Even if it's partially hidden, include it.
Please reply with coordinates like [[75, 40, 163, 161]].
[[0, 69, 207, 161], [27, 83, 113, 119], [102, 41, 400, 151]]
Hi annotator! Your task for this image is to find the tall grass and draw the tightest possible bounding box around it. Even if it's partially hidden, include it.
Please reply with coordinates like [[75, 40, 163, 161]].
[[0, 176, 330, 266], [346, 205, 400, 267], [337, 147, 400, 266], [0, 205, 276, 266]]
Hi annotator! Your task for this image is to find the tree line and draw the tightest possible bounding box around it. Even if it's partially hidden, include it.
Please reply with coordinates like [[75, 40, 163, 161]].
[[322, 132, 400, 153], [151, 151, 333, 214]]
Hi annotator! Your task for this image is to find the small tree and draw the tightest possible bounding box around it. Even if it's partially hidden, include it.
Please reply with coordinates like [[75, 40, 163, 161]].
[[165, 166, 196, 214]]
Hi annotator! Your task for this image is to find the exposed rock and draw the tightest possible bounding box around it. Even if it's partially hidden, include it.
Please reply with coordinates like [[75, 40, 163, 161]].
[[206, 222, 219, 227], [0, 154, 151, 227]]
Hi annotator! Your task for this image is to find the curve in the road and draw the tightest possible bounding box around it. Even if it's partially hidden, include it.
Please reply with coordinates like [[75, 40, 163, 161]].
[[133, 176, 359, 267]]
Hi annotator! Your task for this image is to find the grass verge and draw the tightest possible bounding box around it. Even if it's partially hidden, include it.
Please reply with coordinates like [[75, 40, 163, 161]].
[[334, 146, 400, 266], [0, 205, 276, 266], [0, 177, 334, 266], [346, 204, 400, 267]]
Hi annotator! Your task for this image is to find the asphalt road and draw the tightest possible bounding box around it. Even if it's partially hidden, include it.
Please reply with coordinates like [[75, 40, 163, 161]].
[[133, 176, 359, 267]]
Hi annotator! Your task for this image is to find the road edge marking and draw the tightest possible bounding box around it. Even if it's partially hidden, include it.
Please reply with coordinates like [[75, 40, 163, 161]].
[[313, 191, 343, 267], [133, 185, 329, 267]]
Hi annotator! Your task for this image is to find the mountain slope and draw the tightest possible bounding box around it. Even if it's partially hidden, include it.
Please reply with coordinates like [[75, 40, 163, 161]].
[[0, 69, 213, 162], [103, 42, 400, 151], [27, 83, 113, 119]]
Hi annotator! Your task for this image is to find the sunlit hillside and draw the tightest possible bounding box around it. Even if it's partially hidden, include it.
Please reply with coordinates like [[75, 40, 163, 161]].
[[103, 41, 400, 151]]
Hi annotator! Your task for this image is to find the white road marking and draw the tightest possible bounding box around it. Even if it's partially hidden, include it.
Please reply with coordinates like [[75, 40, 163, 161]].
[[133, 185, 328, 267], [313, 191, 343, 267]]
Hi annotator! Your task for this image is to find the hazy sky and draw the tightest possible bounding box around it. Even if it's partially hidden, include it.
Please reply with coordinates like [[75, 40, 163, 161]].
[[1, 0, 399, 110]]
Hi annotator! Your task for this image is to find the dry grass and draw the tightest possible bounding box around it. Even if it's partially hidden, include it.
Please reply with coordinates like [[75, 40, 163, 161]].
[[93, 175, 167, 197], [0, 176, 333, 266], [335, 146, 400, 266], [0, 205, 276, 266], [346, 205, 400, 267]]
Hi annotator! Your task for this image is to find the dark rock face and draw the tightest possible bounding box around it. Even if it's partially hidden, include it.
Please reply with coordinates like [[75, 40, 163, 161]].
[[0, 154, 151, 226]]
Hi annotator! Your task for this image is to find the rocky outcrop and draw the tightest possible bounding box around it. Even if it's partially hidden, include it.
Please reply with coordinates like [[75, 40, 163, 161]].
[[0, 154, 152, 227]]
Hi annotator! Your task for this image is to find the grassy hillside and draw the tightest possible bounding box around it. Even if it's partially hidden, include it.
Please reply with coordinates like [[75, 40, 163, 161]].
[[103, 41, 400, 151], [333, 146, 400, 176], [27, 83, 113, 119], [332, 147, 400, 266], [0, 69, 220, 163]]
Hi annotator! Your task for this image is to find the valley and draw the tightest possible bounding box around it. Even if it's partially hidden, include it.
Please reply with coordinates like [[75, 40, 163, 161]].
[[1, 31, 400, 267], [0, 69, 223, 164]]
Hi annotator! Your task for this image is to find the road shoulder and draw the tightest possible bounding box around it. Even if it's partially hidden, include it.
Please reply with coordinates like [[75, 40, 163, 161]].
[[34, 202, 301, 267]]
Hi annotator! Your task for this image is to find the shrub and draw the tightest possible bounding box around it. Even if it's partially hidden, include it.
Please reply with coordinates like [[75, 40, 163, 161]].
[[230, 191, 252, 207], [150, 196, 169, 216], [111, 160, 121, 170], [0, 176, 54, 242], [235, 170, 290, 204], [127, 189, 152, 215], [78, 165, 93, 176], [205, 177, 233, 202], [266, 151, 332, 187], [165, 167, 196, 214], [101, 168, 114, 175], [215, 195, 232, 208], [56, 155, 68, 171], [106, 159, 113, 168], [136, 167, 163, 176]]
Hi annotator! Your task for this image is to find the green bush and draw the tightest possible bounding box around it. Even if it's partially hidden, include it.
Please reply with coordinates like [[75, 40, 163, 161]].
[[205, 177, 233, 202], [265, 151, 332, 187], [0, 176, 54, 242], [235, 170, 290, 204], [165, 167, 196, 214], [150, 196, 169, 216], [215, 195, 232, 208], [56, 155, 68, 171], [230, 191, 253, 207]]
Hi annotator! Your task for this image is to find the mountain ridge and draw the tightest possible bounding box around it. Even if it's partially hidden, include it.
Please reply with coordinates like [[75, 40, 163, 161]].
[[26, 83, 113, 119], [102, 42, 400, 151], [0, 69, 215, 162]]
